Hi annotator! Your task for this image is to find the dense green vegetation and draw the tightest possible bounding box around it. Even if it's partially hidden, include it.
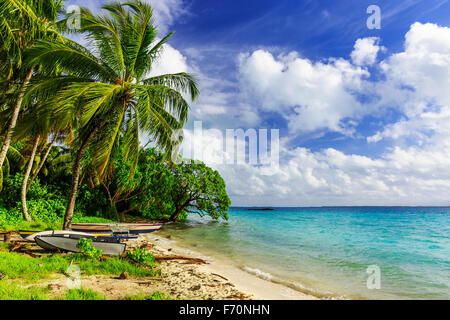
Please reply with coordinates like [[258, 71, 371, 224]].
[[0, 0, 231, 230]]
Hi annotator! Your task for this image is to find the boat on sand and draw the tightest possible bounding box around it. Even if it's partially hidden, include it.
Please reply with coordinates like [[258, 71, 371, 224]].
[[70, 222, 163, 234], [18, 230, 104, 241], [35, 233, 126, 256]]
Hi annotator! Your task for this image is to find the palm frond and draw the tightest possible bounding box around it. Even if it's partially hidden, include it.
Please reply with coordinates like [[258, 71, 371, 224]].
[[141, 72, 199, 101]]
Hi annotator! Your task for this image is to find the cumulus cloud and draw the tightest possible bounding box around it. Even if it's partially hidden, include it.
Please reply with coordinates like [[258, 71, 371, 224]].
[[179, 22, 450, 206], [369, 22, 450, 143], [178, 126, 450, 206], [238, 50, 369, 133], [145, 0, 188, 34], [148, 42, 189, 77], [351, 37, 385, 66]]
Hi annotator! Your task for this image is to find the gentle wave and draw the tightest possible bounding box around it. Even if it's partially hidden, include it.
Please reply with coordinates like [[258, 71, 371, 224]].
[[242, 266, 345, 299]]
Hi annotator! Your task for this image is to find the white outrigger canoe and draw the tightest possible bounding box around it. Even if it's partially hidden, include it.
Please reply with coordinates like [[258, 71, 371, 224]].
[[18, 230, 104, 241], [35, 233, 126, 256]]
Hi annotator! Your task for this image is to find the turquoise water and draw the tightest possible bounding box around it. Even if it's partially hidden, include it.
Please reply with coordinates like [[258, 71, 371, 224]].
[[159, 207, 450, 299]]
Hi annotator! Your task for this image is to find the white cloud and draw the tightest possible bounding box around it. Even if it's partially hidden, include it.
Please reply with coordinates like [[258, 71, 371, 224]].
[[369, 22, 450, 143], [199, 141, 450, 206], [146, 0, 188, 34], [148, 42, 189, 77], [238, 50, 369, 133], [351, 37, 385, 66]]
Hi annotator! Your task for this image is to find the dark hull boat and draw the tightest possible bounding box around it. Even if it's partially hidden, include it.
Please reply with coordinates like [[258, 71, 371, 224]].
[[35, 234, 126, 256]]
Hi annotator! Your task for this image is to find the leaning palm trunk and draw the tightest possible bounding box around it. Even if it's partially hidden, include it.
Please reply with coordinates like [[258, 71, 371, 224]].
[[27, 132, 59, 191], [21, 135, 41, 221], [0, 67, 34, 170], [63, 122, 105, 230]]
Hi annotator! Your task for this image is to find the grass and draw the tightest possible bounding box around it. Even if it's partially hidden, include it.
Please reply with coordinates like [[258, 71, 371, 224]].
[[0, 249, 162, 300], [0, 249, 158, 281], [63, 288, 106, 300], [124, 291, 172, 300], [0, 281, 50, 300], [0, 250, 70, 280]]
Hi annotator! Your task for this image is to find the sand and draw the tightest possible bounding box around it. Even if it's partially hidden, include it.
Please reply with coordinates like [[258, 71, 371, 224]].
[[124, 233, 318, 300]]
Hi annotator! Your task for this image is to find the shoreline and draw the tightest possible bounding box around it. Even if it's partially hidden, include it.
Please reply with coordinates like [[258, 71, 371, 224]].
[[137, 233, 319, 300]]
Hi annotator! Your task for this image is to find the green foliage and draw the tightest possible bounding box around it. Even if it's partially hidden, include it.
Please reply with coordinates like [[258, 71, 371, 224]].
[[0, 250, 157, 281], [77, 238, 102, 261], [64, 288, 105, 300], [126, 247, 155, 265], [0, 250, 69, 280], [0, 172, 68, 229], [125, 291, 172, 300], [0, 281, 50, 300]]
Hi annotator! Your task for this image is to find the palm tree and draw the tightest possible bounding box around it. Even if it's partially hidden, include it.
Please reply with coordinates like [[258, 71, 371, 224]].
[[0, 143, 25, 192], [27, 0, 199, 229], [12, 100, 67, 220], [0, 0, 63, 172]]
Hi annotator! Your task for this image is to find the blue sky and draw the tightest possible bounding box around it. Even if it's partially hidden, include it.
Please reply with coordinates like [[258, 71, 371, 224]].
[[68, 0, 450, 206]]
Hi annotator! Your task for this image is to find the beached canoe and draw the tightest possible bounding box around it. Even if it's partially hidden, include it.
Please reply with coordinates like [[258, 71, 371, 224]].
[[70, 222, 163, 234], [35, 234, 126, 256], [18, 230, 105, 241]]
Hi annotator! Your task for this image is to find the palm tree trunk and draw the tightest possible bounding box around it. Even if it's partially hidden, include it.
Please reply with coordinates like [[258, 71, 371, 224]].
[[27, 132, 58, 191], [0, 67, 34, 170], [63, 122, 105, 230], [21, 135, 41, 222]]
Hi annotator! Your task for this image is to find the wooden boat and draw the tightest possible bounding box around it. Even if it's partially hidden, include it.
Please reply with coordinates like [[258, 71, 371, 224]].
[[35, 234, 126, 256], [18, 230, 107, 241], [70, 222, 163, 234]]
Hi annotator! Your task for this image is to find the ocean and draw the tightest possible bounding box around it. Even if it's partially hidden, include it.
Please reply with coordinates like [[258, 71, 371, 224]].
[[157, 207, 450, 299]]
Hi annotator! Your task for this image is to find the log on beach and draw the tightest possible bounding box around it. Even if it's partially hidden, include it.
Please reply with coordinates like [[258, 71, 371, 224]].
[[154, 255, 208, 264]]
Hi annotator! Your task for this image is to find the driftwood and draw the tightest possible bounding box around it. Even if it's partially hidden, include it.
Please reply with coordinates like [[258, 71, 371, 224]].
[[226, 293, 252, 300], [0, 232, 11, 242], [154, 255, 208, 264], [211, 273, 228, 281], [134, 278, 164, 285], [9, 242, 24, 252]]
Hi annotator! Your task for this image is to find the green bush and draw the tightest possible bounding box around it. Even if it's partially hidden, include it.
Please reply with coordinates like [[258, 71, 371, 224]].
[[77, 238, 102, 261], [126, 247, 155, 265]]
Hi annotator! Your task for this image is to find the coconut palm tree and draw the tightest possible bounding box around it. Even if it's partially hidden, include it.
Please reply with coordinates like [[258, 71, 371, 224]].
[[0, 0, 63, 173], [0, 143, 25, 192], [27, 0, 199, 229]]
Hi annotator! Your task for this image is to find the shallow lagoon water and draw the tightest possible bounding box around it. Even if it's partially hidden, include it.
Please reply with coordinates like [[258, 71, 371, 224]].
[[159, 207, 450, 299]]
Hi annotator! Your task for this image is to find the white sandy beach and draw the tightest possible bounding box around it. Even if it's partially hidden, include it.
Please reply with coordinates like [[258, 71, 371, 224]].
[[134, 233, 318, 300]]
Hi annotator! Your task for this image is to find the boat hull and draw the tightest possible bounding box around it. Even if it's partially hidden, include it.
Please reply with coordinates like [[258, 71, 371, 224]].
[[70, 223, 163, 234], [35, 234, 126, 256], [18, 230, 103, 241]]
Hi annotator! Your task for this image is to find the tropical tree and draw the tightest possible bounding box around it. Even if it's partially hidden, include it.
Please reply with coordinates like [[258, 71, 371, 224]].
[[0, 143, 25, 192], [26, 0, 199, 229], [0, 0, 63, 173], [12, 101, 66, 220], [166, 162, 231, 221]]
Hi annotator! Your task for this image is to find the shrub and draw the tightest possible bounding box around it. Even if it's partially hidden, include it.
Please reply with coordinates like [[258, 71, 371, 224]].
[[77, 238, 102, 261], [126, 247, 155, 265]]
